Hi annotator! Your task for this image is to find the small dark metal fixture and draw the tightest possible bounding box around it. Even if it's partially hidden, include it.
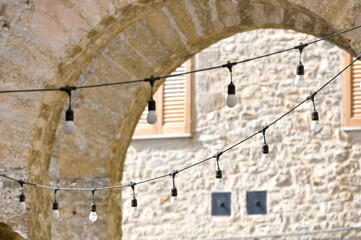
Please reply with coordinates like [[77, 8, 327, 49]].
[[211, 192, 231, 216], [246, 191, 267, 215]]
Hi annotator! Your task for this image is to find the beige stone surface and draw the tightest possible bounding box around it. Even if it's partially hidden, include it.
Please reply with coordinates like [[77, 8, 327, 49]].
[[124, 29, 360, 239], [0, 0, 359, 239]]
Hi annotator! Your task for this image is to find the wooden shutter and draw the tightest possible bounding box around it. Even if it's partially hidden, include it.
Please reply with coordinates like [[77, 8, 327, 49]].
[[133, 60, 192, 137], [342, 53, 361, 127]]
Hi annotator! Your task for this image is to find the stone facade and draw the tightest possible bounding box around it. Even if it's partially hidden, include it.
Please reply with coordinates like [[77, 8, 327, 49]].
[[123, 29, 361, 239], [0, 0, 360, 239]]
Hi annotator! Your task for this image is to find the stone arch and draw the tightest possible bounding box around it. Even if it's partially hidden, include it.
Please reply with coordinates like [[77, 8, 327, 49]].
[[0, 222, 25, 240], [0, 0, 358, 239]]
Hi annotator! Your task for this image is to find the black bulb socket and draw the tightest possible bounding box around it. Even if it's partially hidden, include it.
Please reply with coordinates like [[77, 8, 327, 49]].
[[131, 197, 137, 208], [296, 62, 304, 75], [19, 193, 25, 202], [91, 203, 96, 212], [171, 187, 177, 197], [311, 110, 319, 121], [262, 144, 269, 154], [53, 200, 59, 210], [65, 108, 74, 121], [227, 82, 236, 95], [148, 98, 156, 111], [215, 169, 223, 179]]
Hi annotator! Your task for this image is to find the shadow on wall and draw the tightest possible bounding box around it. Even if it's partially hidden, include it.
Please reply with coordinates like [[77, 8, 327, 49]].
[[0, 223, 24, 240]]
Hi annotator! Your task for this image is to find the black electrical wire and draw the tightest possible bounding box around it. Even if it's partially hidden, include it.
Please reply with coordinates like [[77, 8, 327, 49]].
[[0, 88, 60, 93], [307, 24, 361, 45], [159, 25, 361, 79], [316, 53, 361, 94], [1, 51, 360, 192], [76, 79, 145, 89], [0, 24, 360, 94]]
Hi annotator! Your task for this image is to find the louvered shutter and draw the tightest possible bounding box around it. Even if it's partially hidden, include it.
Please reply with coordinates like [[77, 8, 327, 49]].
[[133, 60, 192, 137], [342, 53, 361, 127]]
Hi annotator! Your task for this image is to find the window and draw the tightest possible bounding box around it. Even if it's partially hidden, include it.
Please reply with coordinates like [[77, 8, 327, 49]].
[[342, 53, 361, 127], [133, 59, 192, 138]]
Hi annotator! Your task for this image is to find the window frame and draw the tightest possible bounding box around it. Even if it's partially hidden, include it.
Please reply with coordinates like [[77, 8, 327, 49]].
[[133, 59, 193, 139], [342, 52, 361, 128]]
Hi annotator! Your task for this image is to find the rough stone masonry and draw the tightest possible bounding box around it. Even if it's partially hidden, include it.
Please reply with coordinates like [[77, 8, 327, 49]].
[[0, 0, 360, 239], [123, 28, 361, 240]]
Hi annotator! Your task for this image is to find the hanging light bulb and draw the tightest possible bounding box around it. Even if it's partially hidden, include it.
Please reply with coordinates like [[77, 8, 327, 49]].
[[169, 170, 179, 205], [60, 85, 77, 135], [214, 152, 224, 190], [145, 75, 159, 125], [308, 92, 321, 132], [17, 180, 26, 212], [64, 108, 75, 135], [52, 200, 60, 220], [262, 143, 269, 162], [294, 62, 305, 87], [260, 126, 270, 163], [226, 82, 236, 108], [223, 61, 237, 108], [294, 42, 307, 87], [146, 98, 157, 124], [170, 187, 177, 205], [19, 192, 26, 212], [89, 203, 97, 222], [52, 188, 60, 220], [88, 188, 97, 222], [130, 197, 139, 217], [311, 110, 320, 132], [215, 169, 224, 190], [129, 182, 139, 217]]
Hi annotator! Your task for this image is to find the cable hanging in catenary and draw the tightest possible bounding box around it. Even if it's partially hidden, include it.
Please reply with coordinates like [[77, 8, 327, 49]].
[[1, 25, 359, 96], [2, 52, 360, 221], [0, 24, 359, 135], [0, 25, 361, 222]]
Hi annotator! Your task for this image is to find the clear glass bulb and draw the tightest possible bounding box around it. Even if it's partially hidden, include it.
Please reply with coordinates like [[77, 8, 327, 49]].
[[226, 94, 236, 108], [259, 152, 270, 171], [89, 211, 97, 222], [262, 153, 268, 162], [52, 209, 60, 220], [146, 110, 157, 124], [19, 201, 26, 212], [215, 178, 224, 190], [294, 75, 304, 87], [64, 120, 75, 135], [130, 206, 139, 217], [170, 196, 177, 205], [311, 120, 320, 132]]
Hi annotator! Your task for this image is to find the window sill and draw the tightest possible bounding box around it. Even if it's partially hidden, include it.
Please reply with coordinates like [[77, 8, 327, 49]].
[[341, 126, 361, 132], [341, 126, 361, 139], [132, 133, 192, 140]]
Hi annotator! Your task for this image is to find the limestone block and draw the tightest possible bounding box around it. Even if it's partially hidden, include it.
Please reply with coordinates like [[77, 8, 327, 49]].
[[305, 154, 324, 163], [329, 150, 349, 163], [326, 202, 343, 213], [272, 170, 292, 187]]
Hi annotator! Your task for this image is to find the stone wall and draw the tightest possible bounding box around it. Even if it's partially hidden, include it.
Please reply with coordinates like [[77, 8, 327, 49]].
[[123, 29, 360, 239], [0, 0, 360, 239]]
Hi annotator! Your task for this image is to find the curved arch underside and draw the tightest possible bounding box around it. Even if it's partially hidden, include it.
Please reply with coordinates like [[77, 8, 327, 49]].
[[0, 0, 360, 239], [0, 222, 24, 240]]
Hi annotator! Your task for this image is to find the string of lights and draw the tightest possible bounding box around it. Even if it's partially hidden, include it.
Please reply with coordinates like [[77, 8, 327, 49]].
[[0, 24, 360, 131], [1, 53, 360, 220], [0, 25, 360, 222], [0, 24, 359, 96]]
